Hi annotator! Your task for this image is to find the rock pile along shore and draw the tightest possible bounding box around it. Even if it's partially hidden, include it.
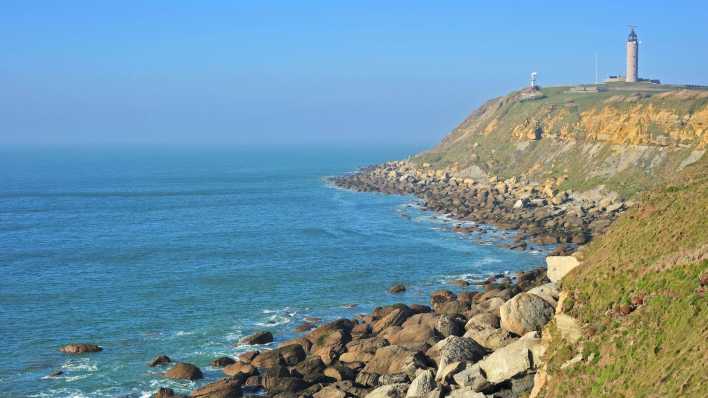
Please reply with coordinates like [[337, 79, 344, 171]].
[[147, 262, 580, 398], [331, 161, 626, 247]]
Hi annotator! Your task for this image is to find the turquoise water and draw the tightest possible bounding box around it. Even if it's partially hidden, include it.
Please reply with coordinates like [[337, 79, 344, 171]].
[[0, 149, 548, 397]]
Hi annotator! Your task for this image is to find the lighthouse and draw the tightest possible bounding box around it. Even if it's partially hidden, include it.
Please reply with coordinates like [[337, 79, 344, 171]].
[[626, 27, 639, 83]]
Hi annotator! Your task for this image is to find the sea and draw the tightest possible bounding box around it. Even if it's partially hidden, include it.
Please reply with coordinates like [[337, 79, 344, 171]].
[[0, 148, 550, 397]]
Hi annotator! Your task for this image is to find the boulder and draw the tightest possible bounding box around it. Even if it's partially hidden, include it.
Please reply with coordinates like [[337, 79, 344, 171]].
[[477, 332, 544, 384], [389, 284, 407, 294], [464, 313, 499, 331], [355, 371, 380, 387], [362, 345, 426, 376], [379, 373, 411, 385], [240, 331, 273, 345], [165, 363, 203, 380], [387, 323, 437, 347], [292, 355, 326, 379], [191, 377, 243, 398], [452, 363, 491, 392], [401, 313, 438, 330], [435, 315, 464, 337], [340, 337, 388, 363], [295, 322, 318, 333], [545, 256, 580, 283], [59, 343, 102, 354], [279, 336, 312, 351], [324, 364, 355, 381], [223, 362, 256, 377], [150, 355, 172, 367], [476, 297, 505, 315], [365, 383, 410, 398], [278, 343, 306, 366], [447, 389, 485, 398], [153, 387, 180, 398], [554, 313, 582, 344], [526, 283, 560, 307], [313, 385, 348, 398], [434, 301, 468, 316], [238, 351, 259, 363], [306, 320, 354, 365], [405, 369, 436, 398], [251, 350, 284, 368], [211, 356, 236, 368], [434, 337, 487, 381], [499, 293, 555, 336], [436, 361, 463, 383], [372, 307, 414, 335], [430, 290, 457, 307], [262, 375, 308, 394], [463, 327, 516, 350]]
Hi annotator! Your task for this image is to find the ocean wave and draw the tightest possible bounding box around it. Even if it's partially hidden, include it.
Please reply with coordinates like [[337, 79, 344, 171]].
[[61, 358, 97, 373]]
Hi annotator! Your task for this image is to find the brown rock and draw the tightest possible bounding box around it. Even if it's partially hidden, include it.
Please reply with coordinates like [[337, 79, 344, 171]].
[[165, 362, 203, 380], [372, 307, 414, 335], [238, 351, 259, 363], [223, 362, 257, 377], [149, 355, 172, 367], [387, 323, 437, 347], [191, 377, 243, 398], [153, 387, 179, 398], [240, 331, 273, 345], [324, 364, 355, 381], [59, 343, 102, 354], [389, 284, 407, 294], [262, 375, 308, 394], [251, 350, 283, 368], [430, 291, 457, 308], [362, 345, 426, 376], [211, 356, 236, 368], [278, 343, 307, 366], [295, 322, 318, 333]]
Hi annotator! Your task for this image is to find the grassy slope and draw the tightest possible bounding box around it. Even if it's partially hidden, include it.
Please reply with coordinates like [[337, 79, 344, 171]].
[[414, 86, 708, 198], [540, 157, 708, 397]]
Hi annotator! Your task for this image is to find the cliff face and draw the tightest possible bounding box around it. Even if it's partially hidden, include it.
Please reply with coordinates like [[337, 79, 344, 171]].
[[415, 86, 708, 197]]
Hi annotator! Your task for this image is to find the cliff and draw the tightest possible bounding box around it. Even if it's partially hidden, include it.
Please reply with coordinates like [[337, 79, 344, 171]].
[[414, 84, 708, 197]]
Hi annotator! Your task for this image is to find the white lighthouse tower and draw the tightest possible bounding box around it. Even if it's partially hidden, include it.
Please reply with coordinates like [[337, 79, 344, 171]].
[[626, 26, 639, 83]]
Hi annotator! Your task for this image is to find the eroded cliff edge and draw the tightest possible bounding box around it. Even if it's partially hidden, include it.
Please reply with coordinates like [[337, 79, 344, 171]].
[[414, 85, 708, 198]]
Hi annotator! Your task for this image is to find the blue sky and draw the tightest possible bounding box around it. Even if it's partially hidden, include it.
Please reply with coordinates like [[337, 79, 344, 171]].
[[2, 1, 707, 149]]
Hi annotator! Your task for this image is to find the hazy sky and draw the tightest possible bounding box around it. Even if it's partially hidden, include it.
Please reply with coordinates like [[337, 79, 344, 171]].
[[2, 1, 707, 149]]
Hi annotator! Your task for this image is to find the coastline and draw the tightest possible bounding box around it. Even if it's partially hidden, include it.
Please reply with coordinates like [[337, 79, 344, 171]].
[[128, 165, 595, 398]]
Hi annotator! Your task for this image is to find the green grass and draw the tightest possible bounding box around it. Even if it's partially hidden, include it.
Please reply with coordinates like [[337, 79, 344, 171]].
[[540, 158, 708, 397]]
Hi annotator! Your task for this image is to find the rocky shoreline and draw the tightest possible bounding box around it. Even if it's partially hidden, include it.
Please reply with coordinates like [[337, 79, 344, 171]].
[[56, 162, 603, 398], [331, 161, 627, 249], [62, 258, 581, 398]]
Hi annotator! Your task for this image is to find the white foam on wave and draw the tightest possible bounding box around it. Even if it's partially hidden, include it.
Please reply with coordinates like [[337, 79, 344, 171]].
[[61, 358, 97, 373], [175, 330, 194, 337]]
